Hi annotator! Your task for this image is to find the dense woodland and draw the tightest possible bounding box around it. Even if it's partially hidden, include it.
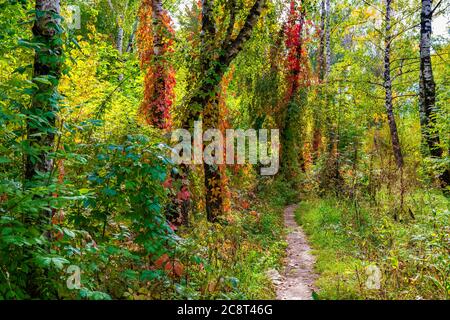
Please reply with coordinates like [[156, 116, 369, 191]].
[[0, 0, 449, 300]]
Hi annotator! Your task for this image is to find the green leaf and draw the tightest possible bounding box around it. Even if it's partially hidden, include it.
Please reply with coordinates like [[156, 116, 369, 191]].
[[79, 188, 91, 195], [141, 270, 163, 281], [63, 227, 76, 238], [122, 269, 139, 280], [35, 256, 70, 270], [33, 76, 52, 85], [0, 157, 11, 164]]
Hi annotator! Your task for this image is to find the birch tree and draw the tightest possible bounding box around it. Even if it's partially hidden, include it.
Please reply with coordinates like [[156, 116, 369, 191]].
[[419, 0, 449, 188], [384, 0, 404, 170], [26, 0, 63, 183]]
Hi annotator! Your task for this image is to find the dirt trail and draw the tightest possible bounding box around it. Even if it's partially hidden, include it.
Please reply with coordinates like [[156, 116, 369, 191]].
[[275, 204, 317, 300]]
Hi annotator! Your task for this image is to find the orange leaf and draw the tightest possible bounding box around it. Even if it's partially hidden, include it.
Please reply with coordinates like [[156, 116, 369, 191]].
[[164, 261, 173, 272], [155, 254, 170, 269], [173, 261, 184, 277]]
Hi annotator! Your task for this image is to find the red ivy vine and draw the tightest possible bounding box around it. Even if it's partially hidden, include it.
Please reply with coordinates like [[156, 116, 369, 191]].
[[284, 0, 311, 100], [137, 0, 175, 129]]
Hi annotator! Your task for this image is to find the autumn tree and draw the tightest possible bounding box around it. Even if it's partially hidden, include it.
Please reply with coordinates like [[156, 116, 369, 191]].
[[26, 0, 63, 194], [181, 0, 267, 222], [383, 0, 404, 170], [21, 0, 64, 297], [280, 0, 309, 173], [317, 0, 326, 81], [137, 0, 175, 129], [419, 0, 449, 189], [311, 0, 328, 162]]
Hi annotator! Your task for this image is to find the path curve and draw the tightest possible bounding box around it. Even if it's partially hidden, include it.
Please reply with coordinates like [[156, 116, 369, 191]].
[[276, 204, 317, 300]]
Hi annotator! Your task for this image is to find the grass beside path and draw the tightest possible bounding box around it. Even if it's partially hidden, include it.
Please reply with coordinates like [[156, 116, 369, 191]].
[[295, 194, 449, 300]]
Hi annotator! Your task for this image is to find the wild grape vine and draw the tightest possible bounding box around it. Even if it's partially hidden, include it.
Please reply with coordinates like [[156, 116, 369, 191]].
[[137, 0, 175, 129]]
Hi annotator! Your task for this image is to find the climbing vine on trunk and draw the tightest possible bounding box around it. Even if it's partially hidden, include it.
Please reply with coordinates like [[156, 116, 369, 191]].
[[137, 0, 175, 129]]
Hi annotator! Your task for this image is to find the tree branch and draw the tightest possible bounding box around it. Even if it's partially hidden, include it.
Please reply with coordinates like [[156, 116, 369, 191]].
[[224, 0, 237, 45], [431, 0, 443, 15], [392, 93, 418, 100], [201, 0, 216, 42], [224, 0, 266, 65]]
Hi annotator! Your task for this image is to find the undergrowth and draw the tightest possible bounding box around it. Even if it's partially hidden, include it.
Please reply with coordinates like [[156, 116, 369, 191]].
[[295, 191, 449, 300], [124, 177, 290, 300]]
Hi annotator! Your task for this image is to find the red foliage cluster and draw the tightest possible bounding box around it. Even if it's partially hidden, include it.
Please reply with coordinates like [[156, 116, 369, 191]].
[[284, 0, 311, 100], [138, 0, 176, 129], [154, 254, 184, 277], [218, 67, 235, 213]]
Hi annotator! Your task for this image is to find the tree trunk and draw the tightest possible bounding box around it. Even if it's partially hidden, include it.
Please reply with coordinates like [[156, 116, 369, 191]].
[[280, 1, 305, 173], [117, 16, 124, 55], [126, 18, 138, 53], [151, 0, 163, 55], [325, 0, 331, 75], [324, 0, 342, 192], [138, 0, 174, 128], [150, 0, 166, 98], [317, 0, 326, 81], [25, 0, 62, 183], [25, 0, 62, 297], [117, 16, 124, 81], [419, 0, 449, 188], [181, 0, 266, 222], [25, 0, 62, 238], [384, 0, 404, 170], [203, 99, 223, 222], [312, 0, 326, 162], [108, 0, 127, 80]]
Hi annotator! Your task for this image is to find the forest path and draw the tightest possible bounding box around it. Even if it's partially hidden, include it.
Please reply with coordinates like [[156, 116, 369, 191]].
[[275, 204, 317, 300]]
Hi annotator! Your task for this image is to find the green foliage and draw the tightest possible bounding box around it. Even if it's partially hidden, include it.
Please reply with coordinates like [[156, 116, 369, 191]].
[[82, 135, 174, 256], [0, 1, 173, 299], [1, 0, 449, 301], [296, 194, 449, 300], [162, 179, 287, 300]]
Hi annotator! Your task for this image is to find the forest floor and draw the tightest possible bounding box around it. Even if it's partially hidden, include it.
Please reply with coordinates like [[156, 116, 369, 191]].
[[276, 204, 317, 300]]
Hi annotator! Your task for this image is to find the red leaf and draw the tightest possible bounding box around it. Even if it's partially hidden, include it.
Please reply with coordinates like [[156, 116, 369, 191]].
[[155, 254, 170, 269]]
